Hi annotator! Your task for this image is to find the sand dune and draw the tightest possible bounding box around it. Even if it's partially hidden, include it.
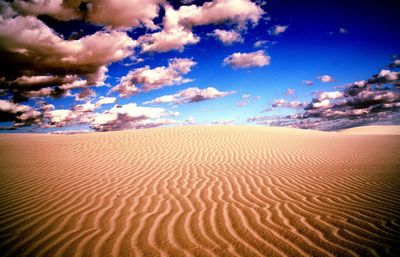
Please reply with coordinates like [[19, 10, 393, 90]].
[[339, 125, 400, 135], [1, 126, 399, 257]]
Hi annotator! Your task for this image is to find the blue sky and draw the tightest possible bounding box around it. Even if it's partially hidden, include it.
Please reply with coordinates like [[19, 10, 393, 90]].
[[1, 0, 399, 133]]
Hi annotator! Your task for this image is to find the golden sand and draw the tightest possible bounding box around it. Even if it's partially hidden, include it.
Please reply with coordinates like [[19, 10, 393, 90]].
[[1, 126, 399, 257]]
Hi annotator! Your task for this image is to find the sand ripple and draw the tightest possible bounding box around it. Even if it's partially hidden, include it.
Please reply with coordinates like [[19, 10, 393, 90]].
[[0, 126, 399, 256]]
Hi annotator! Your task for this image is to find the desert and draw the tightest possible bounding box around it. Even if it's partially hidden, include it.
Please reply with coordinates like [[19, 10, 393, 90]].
[[1, 125, 399, 257]]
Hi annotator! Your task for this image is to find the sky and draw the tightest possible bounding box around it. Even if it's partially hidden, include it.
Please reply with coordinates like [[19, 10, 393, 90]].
[[0, 0, 399, 133]]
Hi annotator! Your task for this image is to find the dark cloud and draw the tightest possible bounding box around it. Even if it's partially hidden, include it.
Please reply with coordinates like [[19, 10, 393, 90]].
[[11, 0, 164, 30], [0, 99, 42, 128], [249, 65, 400, 130], [0, 8, 136, 101]]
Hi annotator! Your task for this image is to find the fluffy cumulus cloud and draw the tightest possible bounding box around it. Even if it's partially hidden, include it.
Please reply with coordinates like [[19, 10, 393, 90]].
[[110, 58, 196, 97], [139, 0, 263, 52], [250, 66, 400, 130], [223, 50, 270, 68], [11, 0, 164, 29], [209, 29, 243, 45], [90, 103, 174, 131], [144, 87, 234, 104], [0, 11, 136, 101]]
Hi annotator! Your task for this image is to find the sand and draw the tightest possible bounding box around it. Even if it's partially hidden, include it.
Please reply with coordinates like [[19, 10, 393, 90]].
[[0, 125, 399, 257], [338, 125, 400, 135]]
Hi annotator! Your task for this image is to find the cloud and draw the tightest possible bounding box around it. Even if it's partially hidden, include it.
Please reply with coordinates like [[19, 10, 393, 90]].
[[236, 101, 248, 107], [12, 0, 164, 30], [144, 87, 234, 104], [254, 40, 268, 48], [90, 103, 174, 131], [95, 97, 117, 107], [285, 88, 296, 96], [50, 129, 91, 135], [302, 80, 314, 86], [175, 0, 264, 27], [75, 88, 97, 101], [0, 14, 136, 100], [110, 58, 196, 97], [139, 0, 263, 52], [139, 16, 200, 52], [389, 59, 400, 68], [252, 65, 400, 130], [339, 27, 348, 34], [209, 29, 243, 45], [223, 50, 270, 68], [318, 75, 335, 83], [241, 94, 251, 99], [270, 25, 288, 35], [211, 119, 235, 125], [0, 99, 41, 127], [272, 99, 306, 108]]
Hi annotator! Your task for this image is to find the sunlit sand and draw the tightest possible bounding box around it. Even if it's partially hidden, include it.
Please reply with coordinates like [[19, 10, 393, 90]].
[[1, 126, 399, 257]]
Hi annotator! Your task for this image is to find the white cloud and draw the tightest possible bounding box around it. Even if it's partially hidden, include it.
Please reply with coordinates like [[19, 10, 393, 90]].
[[90, 103, 172, 131], [139, 0, 263, 52], [318, 75, 335, 83], [254, 40, 268, 48], [285, 88, 296, 96], [95, 97, 117, 107], [272, 99, 306, 108], [210, 29, 243, 45], [270, 25, 288, 35], [223, 50, 270, 68], [302, 80, 314, 86], [144, 87, 234, 104], [110, 58, 196, 97]]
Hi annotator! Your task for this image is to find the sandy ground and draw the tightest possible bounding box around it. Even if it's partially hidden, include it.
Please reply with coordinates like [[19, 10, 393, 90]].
[[0, 125, 399, 257], [338, 125, 400, 135]]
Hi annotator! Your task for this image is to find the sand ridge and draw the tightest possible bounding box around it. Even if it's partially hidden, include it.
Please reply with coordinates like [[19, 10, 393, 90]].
[[0, 126, 399, 257]]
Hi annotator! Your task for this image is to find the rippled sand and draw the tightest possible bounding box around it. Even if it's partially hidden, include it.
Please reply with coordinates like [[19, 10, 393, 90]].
[[1, 126, 399, 257]]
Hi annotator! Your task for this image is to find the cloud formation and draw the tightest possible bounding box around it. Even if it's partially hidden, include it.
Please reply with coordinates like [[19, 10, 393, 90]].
[[285, 88, 296, 96], [223, 50, 270, 68], [318, 75, 335, 83], [144, 87, 234, 104], [251, 65, 400, 130], [110, 58, 196, 97], [90, 103, 174, 131], [270, 25, 288, 35], [0, 12, 136, 101], [272, 99, 306, 108], [302, 80, 314, 86], [0, 99, 41, 128], [12, 0, 164, 29], [139, 0, 263, 52], [209, 29, 243, 45]]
